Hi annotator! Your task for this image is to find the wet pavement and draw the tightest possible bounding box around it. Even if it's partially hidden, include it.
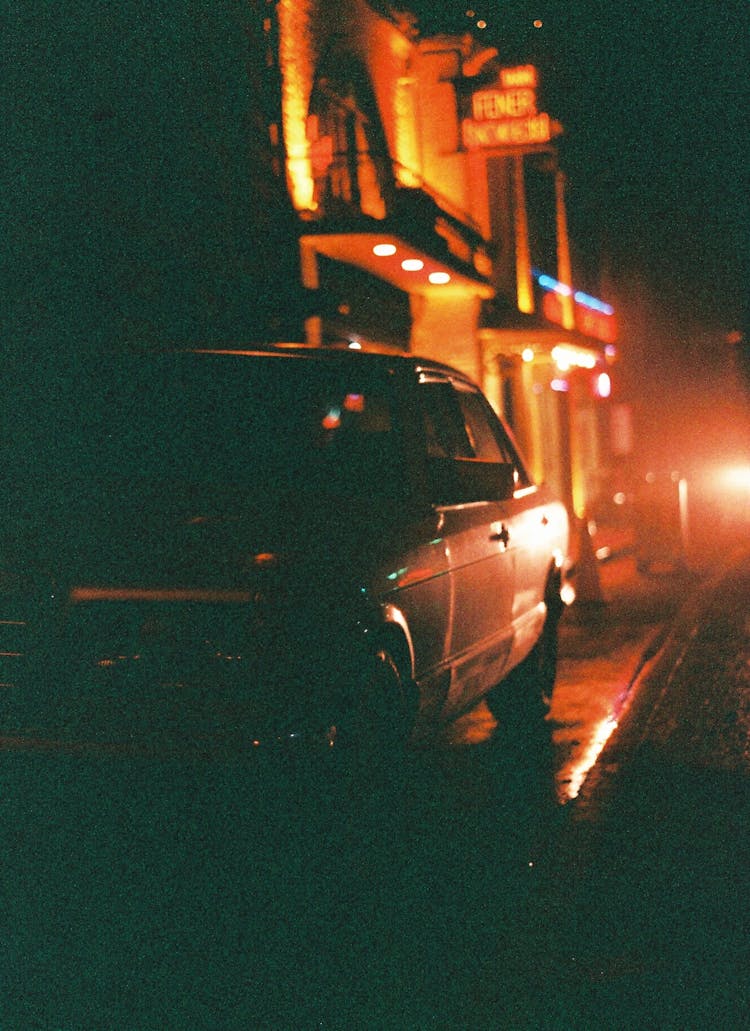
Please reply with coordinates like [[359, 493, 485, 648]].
[[530, 549, 750, 1030], [551, 543, 694, 803]]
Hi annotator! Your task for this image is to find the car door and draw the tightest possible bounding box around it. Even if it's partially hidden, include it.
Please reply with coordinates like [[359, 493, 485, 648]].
[[416, 372, 521, 716]]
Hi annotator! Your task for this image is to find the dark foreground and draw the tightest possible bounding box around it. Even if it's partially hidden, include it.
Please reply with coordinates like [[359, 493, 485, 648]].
[[4, 553, 749, 1029], [5, 732, 747, 1029]]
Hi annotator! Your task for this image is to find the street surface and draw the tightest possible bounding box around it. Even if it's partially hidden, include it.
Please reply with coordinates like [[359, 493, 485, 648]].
[[3, 550, 748, 1029]]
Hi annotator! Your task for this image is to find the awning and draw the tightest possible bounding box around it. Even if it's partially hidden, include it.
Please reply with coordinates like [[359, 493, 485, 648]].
[[302, 230, 494, 298], [300, 187, 495, 299]]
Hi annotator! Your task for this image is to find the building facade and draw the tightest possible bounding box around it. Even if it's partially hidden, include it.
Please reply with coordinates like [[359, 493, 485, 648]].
[[272, 0, 619, 518]]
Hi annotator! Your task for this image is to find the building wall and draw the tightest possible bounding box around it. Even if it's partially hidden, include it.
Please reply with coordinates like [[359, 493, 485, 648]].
[[279, 0, 486, 374], [410, 294, 483, 381], [276, 2, 615, 516]]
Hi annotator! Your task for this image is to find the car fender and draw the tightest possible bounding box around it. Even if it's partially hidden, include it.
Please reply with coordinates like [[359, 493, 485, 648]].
[[376, 601, 416, 678]]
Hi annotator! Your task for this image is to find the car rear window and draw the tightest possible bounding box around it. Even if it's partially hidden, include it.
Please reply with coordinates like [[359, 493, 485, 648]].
[[9, 352, 406, 504]]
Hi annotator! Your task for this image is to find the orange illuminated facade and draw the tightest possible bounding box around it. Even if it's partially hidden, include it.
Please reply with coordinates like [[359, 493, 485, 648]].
[[270, 2, 619, 519], [12, 0, 621, 533]]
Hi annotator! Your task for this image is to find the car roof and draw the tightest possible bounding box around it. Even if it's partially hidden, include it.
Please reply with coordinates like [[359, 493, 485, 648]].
[[184, 345, 478, 387]]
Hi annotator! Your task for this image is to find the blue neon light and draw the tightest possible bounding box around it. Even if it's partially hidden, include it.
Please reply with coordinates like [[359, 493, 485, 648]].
[[533, 269, 614, 316], [573, 291, 614, 316]]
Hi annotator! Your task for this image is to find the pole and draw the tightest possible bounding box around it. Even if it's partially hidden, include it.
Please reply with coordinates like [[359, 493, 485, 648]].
[[555, 169, 575, 331], [512, 153, 534, 314]]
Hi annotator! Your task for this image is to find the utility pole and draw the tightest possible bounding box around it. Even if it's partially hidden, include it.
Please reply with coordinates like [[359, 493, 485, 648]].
[[555, 169, 575, 330], [512, 153, 534, 314]]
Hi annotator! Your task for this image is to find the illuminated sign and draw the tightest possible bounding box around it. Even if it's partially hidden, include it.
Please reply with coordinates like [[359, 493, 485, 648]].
[[472, 88, 537, 120], [500, 65, 537, 89], [462, 65, 559, 151], [463, 113, 553, 149], [542, 289, 618, 345]]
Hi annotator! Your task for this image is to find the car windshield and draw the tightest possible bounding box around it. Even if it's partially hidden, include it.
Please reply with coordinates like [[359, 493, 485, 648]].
[[12, 352, 406, 504]]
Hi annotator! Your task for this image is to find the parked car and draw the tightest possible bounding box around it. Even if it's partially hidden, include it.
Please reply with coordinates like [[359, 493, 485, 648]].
[[1, 347, 569, 758]]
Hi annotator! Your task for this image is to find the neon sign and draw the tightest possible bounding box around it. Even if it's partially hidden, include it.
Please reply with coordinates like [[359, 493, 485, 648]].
[[540, 279, 618, 345], [500, 65, 537, 89], [472, 88, 537, 120], [462, 64, 559, 151], [463, 113, 553, 149]]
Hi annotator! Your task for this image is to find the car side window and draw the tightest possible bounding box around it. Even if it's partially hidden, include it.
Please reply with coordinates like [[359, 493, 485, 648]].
[[418, 381, 472, 458], [454, 388, 511, 463], [419, 377, 532, 489]]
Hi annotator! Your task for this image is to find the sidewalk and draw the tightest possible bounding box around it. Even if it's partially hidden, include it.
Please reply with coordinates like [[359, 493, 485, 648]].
[[550, 545, 695, 803]]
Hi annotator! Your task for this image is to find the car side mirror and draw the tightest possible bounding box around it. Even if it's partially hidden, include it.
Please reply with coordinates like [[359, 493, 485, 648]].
[[427, 458, 514, 506]]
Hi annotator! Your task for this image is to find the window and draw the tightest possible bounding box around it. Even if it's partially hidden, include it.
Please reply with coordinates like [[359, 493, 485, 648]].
[[308, 68, 390, 221], [418, 377, 532, 491]]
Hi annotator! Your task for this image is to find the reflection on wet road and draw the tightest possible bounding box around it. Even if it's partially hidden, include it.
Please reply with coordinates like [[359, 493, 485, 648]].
[[447, 624, 655, 806]]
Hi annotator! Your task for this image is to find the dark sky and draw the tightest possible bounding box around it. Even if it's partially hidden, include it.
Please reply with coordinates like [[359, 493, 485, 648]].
[[405, 1, 749, 405]]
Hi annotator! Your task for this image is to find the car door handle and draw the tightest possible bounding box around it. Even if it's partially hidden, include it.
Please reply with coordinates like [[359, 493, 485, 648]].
[[490, 524, 510, 547]]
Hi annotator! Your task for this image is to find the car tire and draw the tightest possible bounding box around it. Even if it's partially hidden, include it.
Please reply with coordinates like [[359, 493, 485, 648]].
[[489, 588, 563, 729], [334, 646, 415, 774]]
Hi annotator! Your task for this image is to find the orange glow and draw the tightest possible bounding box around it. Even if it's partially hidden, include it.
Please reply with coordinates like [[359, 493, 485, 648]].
[[465, 64, 557, 151], [716, 465, 750, 491], [445, 699, 498, 745], [394, 76, 421, 187], [552, 344, 597, 371], [462, 112, 553, 149], [517, 281, 534, 315], [501, 65, 538, 88], [542, 292, 566, 326], [395, 567, 437, 588], [472, 88, 537, 121], [321, 409, 341, 430], [343, 393, 365, 412], [278, 0, 316, 211], [576, 306, 618, 343], [386, 565, 438, 588], [543, 291, 618, 343], [307, 126, 334, 176], [252, 552, 280, 569], [562, 715, 618, 800]]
